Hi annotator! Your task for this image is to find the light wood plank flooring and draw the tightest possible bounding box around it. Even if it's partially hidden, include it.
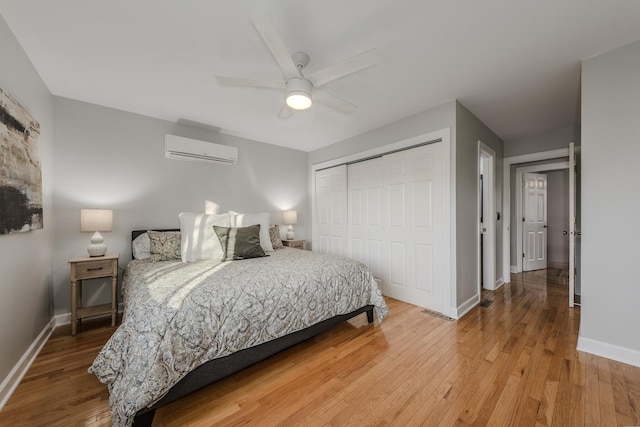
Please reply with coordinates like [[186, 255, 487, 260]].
[[1, 269, 639, 426]]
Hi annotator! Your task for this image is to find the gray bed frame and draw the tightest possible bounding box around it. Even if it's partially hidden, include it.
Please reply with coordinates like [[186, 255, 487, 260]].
[[129, 230, 374, 426]]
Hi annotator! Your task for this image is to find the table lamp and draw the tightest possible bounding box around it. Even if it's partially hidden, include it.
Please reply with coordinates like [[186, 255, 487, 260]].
[[283, 210, 297, 240], [80, 209, 113, 257]]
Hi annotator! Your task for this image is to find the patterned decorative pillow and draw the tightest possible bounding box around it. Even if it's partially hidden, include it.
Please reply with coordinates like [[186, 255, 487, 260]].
[[269, 225, 284, 249], [147, 230, 181, 261], [213, 225, 267, 261]]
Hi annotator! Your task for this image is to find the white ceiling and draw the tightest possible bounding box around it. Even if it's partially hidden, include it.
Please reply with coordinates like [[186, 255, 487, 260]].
[[1, 1, 640, 152]]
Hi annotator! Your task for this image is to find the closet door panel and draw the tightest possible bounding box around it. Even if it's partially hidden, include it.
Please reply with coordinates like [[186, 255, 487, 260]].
[[314, 165, 348, 256]]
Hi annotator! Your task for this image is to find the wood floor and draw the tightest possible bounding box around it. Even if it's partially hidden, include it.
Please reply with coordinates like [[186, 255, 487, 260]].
[[1, 269, 639, 426]]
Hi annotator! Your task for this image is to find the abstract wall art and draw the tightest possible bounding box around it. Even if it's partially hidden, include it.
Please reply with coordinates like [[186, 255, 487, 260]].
[[0, 86, 43, 235]]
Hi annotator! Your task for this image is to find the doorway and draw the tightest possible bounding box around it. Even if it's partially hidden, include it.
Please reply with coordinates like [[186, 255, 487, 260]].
[[478, 142, 496, 293], [515, 162, 568, 273], [504, 145, 580, 307]]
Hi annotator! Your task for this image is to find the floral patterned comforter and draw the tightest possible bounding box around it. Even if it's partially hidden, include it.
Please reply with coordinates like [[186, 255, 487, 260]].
[[88, 247, 388, 426]]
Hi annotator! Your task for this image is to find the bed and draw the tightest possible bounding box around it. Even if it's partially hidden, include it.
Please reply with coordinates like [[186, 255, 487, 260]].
[[89, 227, 388, 426]]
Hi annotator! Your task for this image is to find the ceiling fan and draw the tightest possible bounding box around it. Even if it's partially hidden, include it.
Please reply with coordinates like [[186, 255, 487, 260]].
[[215, 13, 379, 118]]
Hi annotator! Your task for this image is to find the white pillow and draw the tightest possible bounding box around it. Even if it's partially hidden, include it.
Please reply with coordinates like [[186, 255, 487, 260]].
[[132, 232, 151, 260], [205, 201, 220, 214], [229, 211, 274, 252], [179, 212, 231, 262]]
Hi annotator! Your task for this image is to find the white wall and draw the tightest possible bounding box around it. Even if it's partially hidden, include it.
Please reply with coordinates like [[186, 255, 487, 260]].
[[0, 15, 54, 389], [52, 97, 309, 314], [580, 39, 640, 365]]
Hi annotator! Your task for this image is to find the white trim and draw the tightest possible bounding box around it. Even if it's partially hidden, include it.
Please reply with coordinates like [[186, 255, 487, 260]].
[[510, 265, 518, 274], [495, 277, 505, 289], [311, 127, 456, 317], [53, 312, 71, 326], [312, 129, 445, 171], [0, 304, 125, 409], [0, 318, 55, 411], [577, 336, 640, 368], [456, 294, 480, 319], [514, 161, 569, 273], [502, 147, 574, 282]]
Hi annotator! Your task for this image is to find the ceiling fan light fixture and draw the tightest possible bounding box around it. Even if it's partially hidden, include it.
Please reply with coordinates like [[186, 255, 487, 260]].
[[286, 78, 312, 110]]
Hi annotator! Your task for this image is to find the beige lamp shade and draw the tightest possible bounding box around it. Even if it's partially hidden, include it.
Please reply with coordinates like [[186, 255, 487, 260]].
[[80, 209, 113, 257], [80, 209, 113, 232], [283, 210, 297, 225], [283, 210, 297, 240]]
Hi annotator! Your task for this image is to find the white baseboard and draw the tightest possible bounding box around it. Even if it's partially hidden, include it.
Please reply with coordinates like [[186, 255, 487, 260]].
[[510, 265, 518, 274], [53, 312, 71, 326], [577, 336, 640, 368], [0, 303, 124, 410], [457, 294, 480, 319], [0, 317, 55, 411], [495, 277, 505, 289], [442, 306, 458, 320]]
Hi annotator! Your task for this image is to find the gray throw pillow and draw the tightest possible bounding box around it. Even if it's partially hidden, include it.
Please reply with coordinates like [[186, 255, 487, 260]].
[[213, 224, 267, 261]]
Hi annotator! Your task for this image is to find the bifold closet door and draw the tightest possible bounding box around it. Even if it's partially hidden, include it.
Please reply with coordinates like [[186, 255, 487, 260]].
[[314, 164, 348, 256], [348, 143, 444, 312], [348, 157, 385, 282], [383, 144, 443, 312]]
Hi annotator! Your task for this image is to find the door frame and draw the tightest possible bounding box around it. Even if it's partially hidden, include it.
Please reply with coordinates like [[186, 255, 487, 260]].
[[502, 147, 577, 280], [478, 141, 496, 292], [515, 162, 568, 273], [310, 127, 456, 318]]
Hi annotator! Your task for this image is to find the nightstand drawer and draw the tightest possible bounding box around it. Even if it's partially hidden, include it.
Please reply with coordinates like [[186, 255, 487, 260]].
[[75, 259, 113, 279]]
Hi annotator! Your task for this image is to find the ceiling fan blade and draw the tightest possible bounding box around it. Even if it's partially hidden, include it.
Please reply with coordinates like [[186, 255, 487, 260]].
[[313, 89, 358, 114], [306, 49, 379, 87], [250, 13, 300, 80], [278, 104, 294, 119], [215, 76, 285, 90]]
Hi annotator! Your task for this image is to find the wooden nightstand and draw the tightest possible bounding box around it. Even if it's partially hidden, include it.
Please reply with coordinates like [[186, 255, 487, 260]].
[[69, 253, 119, 335], [282, 239, 305, 250]]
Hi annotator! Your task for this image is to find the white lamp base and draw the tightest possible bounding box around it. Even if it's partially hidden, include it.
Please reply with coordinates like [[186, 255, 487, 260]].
[[286, 224, 295, 240], [87, 231, 107, 257]]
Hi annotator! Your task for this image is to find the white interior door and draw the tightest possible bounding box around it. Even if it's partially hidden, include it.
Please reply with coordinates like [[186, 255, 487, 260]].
[[348, 157, 385, 281], [314, 165, 348, 256], [569, 143, 576, 307], [523, 172, 548, 271], [479, 142, 496, 290]]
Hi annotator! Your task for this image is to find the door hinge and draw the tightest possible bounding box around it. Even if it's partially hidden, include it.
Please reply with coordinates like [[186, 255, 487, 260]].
[[522, 252, 525, 258], [522, 180, 525, 187], [522, 217, 525, 222]]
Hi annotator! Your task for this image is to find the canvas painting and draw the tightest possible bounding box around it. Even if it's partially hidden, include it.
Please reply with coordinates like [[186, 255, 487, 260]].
[[0, 86, 43, 235]]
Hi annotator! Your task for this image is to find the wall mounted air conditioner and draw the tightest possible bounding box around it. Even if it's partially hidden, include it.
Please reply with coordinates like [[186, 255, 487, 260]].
[[164, 134, 238, 165]]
